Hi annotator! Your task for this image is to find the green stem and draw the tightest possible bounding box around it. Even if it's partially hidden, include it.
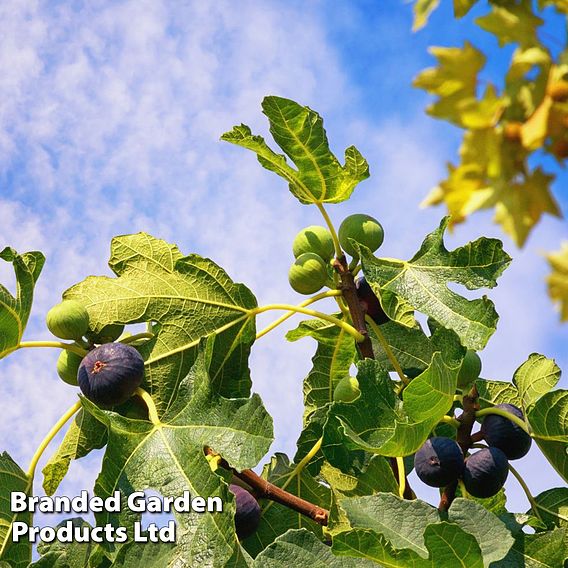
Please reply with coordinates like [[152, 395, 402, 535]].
[[27, 400, 82, 479], [135, 388, 161, 426], [475, 407, 531, 435], [16, 341, 88, 357], [316, 203, 342, 258], [120, 332, 155, 345], [507, 463, 544, 523], [396, 456, 406, 498], [350, 263, 362, 276], [254, 304, 365, 342], [366, 316, 409, 385], [263, 437, 323, 515], [255, 291, 341, 340], [439, 415, 461, 429]]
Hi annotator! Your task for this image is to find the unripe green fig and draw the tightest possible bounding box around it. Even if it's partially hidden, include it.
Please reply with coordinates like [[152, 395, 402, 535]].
[[292, 225, 334, 261], [338, 214, 384, 258], [457, 350, 482, 389], [85, 323, 125, 344], [56, 350, 84, 386], [288, 253, 328, 295], [333, 376, 361, 403], [46, 300, 90, 340]]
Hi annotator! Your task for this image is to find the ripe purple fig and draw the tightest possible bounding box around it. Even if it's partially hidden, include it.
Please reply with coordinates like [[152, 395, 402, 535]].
[[480, 403, 532, 460], [78, 343, 144, 407], [463, 447, 509, 498], [229, 484, 260, 540], [355, 277, 389, 324], [414, 437, 464, 488]]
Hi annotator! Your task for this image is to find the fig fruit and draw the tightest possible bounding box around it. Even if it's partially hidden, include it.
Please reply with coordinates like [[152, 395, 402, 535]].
[[85, 323, 125, 344], [414, 437, 464, 488], [77, 343, 144, 407], [480, 403, 532, 460], [229, 484, 260, 540], [46, 300, 90, 341], [463, 447, 509, 498], [355, 277, 388, 324], [548, 80, 568, 102], [457, 350, 482, 389], [288, 252, 328, 295], [292, 225, 334, 262], [56, 350, 83, 386], [333, 376, 361, 403], [338, 214, 384, 258]]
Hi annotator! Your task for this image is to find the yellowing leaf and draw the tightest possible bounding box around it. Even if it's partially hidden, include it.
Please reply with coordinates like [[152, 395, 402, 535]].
[[414, 42, 485, 98], [521, 95, 553, 149], [454, 0, 478, 18], [493, 168, 560, 246], [413, 0, 440, 31], [547, 242, 568, 320], [476, 2, 544, 48]]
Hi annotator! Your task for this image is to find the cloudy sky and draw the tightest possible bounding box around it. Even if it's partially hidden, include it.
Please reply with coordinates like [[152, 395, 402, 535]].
[[1, 0, 567, 535]]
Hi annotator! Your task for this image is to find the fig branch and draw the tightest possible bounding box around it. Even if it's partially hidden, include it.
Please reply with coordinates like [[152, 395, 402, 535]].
[[204, 447, 329, 526]]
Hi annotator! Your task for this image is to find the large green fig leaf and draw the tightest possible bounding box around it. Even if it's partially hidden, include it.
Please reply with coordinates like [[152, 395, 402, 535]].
[[0, 452, 32, 568], [333, 523, 484, 567], [252, 529, 373, 567], [42, 409, 107, 496], [82, 342, 273, 566], [221, 96, 369, 205], [324, 353, 458, 461], [0, 247, 45, 359], [65, 233, 258, 414], [30, 518, 100, 568], [492, 526, 568, 567], [359, 217, 511, 350], [529, 487, 568, 530], [513, 353, 561, 409], [334, 495, 513, 565], [287, 319, 357, 423], [242, 453, 332, 558]]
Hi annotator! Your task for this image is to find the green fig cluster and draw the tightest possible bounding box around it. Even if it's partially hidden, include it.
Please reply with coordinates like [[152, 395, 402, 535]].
[[85, 323, 125, 345], [338, 213, 384, 259], [46, 300, 90, 341], [288, 225, 333, 295], [457, 350, 482, 389]]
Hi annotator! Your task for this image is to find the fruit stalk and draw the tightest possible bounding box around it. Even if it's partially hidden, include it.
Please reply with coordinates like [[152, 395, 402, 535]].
[[438, 384, 479, 512], [204, 448, 329, 525]]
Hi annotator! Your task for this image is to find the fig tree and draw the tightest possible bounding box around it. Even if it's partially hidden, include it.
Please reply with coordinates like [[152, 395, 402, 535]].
[[46, 300, 90, 341], [333, 376, 361, 403], [414, 437, 464, 488], [288, 252, 328, 295], [56, 350, 83, 386], [355, 277, 388, 324], [457, 350, 482, 389], [338, 214, 384, 258], [292, 225, 334, 262], [229, 484, 261, 540], [85, 323, 125, 344], [480, 403, 532, 460], [463, 447, 509, 498], [77, 343, 144, 407]]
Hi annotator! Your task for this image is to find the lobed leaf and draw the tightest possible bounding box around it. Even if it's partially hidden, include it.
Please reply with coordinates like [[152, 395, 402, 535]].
[[0, 247, 45, 360], [221, 96, 369, 205]]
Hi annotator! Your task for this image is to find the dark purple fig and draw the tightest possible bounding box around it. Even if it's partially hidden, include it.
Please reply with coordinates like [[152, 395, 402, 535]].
[[463, 447, 509, 498], [414, 437, 464, 488], [78, 343, 144, 407], [229, 484, 260, 540], [480, 403, 532, 460], [355, 277, 389, 324]]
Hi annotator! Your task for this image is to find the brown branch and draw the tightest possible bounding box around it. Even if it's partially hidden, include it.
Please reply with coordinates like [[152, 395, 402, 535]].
[[204, 447, 329, 526], [438, 384, 480, 512], [331, 256, 374, 359]]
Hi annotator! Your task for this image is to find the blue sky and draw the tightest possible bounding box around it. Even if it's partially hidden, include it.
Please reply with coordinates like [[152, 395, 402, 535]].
[[0, 0, 567, 536]]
